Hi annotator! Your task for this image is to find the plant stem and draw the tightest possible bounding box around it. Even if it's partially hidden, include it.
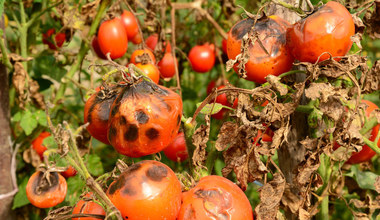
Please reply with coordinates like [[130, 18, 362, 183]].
[[362, 136, 380, 155], [318, 154, 330, 220], [183, 117, 196, 176], [205, 143, 217, 175], [0, 30, 12, 69], [359, 117, 377, 135]]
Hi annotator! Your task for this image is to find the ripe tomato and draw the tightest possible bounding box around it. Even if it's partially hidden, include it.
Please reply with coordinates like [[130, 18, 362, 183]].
[[207, 85, 238, 120], [61, 165, 77, 178], [188, 43, 215, 73], [107, 80, 182, 157], [146, 34, 171, 52], [163, 132, 188, 162], [178, 175, 253, 220], [31, 131, 50, 160], [130, 49, 156, 64], [98, 18, 128, 59], [107, 160, 182, 220], [84, 85, 122, 145], [91, 36, 107, 59], [120, 10, 139, 40], [287, 1, 355, 63], [72, 193, 106, 220], [135, 63, 160, 84], [158, 52, 177, 78], [131, 32, 143, 44], [42, 28, 65, 50], [26, 171, 67, 208], [227, 15, 294, 84]]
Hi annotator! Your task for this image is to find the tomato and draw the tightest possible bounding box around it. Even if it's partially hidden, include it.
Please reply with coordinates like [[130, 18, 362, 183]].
[[26, 171, 67, 208], [146, 34, 171, 52], [188, 43, 215, 73], [252, 129, 273, 146], [98, 18, 128, 59], [72, 193, 106, 220], [107, 80, 182, 157], [287, 2, 355, 63], [131, 32, 143, 44], [84, 85, 122, 145], [163, 132, 188, 162], [227, 15, 294, 84], [222, 38, 228, 54], [107, 160, 182, 220], [42, 28, 66, 50], [31, 131, 50, 160], [178, 175, 253, 220], [61, 165, 77, 178], [207, 85, 238, 120], [206, 80, 216, 95], [158, 52, 177, 78], [130, 49, 156, 64], [135, 63, 160, 84], [120, 10, 139, 40], [91, 36, 107, 59]]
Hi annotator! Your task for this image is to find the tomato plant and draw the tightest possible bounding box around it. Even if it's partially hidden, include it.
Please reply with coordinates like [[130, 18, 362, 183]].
[[130, 49, 156, 64], [158, 52, 177, 78], [61, 166, 77, 178], [42, 28, 65, 50], [135, 63, 160, 84], [98, 18, 128, 59], [188, 43, 215, 73], [31, 131, 50, 160], [72, 193, 106, 220], [120, 10, 139, 40], [207, 84, 238, 120], [163, 132, 188, 162]]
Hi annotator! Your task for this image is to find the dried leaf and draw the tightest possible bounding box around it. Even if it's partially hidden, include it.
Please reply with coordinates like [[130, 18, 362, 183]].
[[305, 83, 335, 101], [375, 176, 380, 193], [266, 75, 288, 96], [299, 208, 311, 220], [215, 122, 238, 151], [13, 62, 28, 108], [294, 152, 320, 187], [192, 116, 210, 166], [363, 0, 380, 39], [23, 147, 42, 167], [361, 60, 380, 94], [29, 79, 46, 109], [281, 184, 302, 214], [44, 206, 73, 220]]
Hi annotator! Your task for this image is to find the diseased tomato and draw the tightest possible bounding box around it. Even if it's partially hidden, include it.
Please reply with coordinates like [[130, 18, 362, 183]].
[[98, 18, 128, 59], [287, 1, 355, 63], [32, 131, 50, 160], [72, 193, 106, 220], [42, 28, 65, 50], [107, 80, 182, 157], [107, 160, 182, 220], [207, 85, 238, 120], [26, 171, 67, 208], [61, 165, 77, 178], [135, 63, 160, 84], [146, 34, 171, 52], [91, 36, 107, 59], [158, 53, 177, 78], [222, 38, 228, 54], [130, 49, 156, 64], [227, 15, 294, 84], [120, 10, 139, 40], [163, 132, 188, 162], [188, 43, 215, 73], [178, 175, 253, 220]]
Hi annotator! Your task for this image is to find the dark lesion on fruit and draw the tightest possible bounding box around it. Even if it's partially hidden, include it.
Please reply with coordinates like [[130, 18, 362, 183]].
[[156, 96, 171, 111], [135, 110, 149, 124], [231, 18, 254, 40], [177, 114, 181, 125], [124, 124, 139, 141], [145, 128, 159, 140], [110, 102, 120, 118], [146, 165, 168, 182], [108, 125, 117, 140], [120, 116, 127, 125], [33, 172, 59, 195]]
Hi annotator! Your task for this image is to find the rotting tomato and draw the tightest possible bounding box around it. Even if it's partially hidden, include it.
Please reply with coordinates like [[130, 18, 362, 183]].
[[31, 131, 50, 160], [26, 171, 67, 208], [120, 10, 139, 40], [130, 49, 156, 64], [91, 36, 107, 59], [188, 43, 215, 73], [98, 18, 128, 59], [227, 15, 294, 84], [158, 52, 177, 78], [72, 193, 106, 220], [178, 175, 253, 220], [135, 63, 160, 84], [163, 132, 188, 162], [42, 28, 65, 50], [61, 165, 77, 178], [107, 80, 183, 157], [146, 34, 171, 52], [287, 1, 355, 63], [106, 160, 182, 220]]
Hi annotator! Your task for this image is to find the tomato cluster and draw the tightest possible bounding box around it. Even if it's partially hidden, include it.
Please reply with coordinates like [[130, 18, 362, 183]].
[[42, 28, 66, 50]]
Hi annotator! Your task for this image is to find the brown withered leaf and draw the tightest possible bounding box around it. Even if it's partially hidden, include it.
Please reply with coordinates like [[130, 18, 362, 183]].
[[375, 176, 380, 193], [235, 93, 263, 127], [294, 151, 320, 187], [80, 0, 100, 25], [215, 122, 238, 151], [281, 184, 302, 214], [23, 147, 42, 167], [266, 75, 288, 96], [319, 98, 345, 122], [192, 116, 210, 166], [44, 206, 73, 220], [13, 62, 28, 107], [350, 195, 380, 219], [299, 208, 311, 220], [360, 60, 380, 94], [300, 137, 318, 151], [254, 173, 285, 220], [269, 125, 289, 151], [305, 83, 335, 102], [363, 0, 380, 39], [29, 79, 46, 109]]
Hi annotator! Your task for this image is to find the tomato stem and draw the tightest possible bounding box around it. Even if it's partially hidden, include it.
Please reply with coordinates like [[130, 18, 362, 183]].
[[272, 0, 305, 15], [183, 117, 196, 176], [359, 116, 378, 135], [0, 29, 12, 69], [362, 136, 380, 155]]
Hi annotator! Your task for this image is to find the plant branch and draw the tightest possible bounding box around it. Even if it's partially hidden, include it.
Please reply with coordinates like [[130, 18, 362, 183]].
[[26, 1, 63, 28], [0, 30, 12, 69]]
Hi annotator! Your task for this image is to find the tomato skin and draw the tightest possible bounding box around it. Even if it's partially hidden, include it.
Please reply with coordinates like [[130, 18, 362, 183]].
[[61, 166, 77, 178], [26, 171, 67, 208], [135, 63, 160, 84], [178, 175, 253, 220], [107, 81, 183, 157], [227, 16, 294, 84], [130, 49, 156, 64], [188, 44, 215, 73], [42, 28, 65, 50], [120, 10, 139, 40], [222, 38, 228, 54], [32, 131, 50, 160], [91, 36, 107, 59], [131, 32, 142, 44], [163, 132, 188, 162], [146, 34, 171, 52], [287, 1, 355, 63], [106, 160, 182, 220], [72, 193, 106, 220], [158, 52, 177, 78], [98, 18, 128, 59]]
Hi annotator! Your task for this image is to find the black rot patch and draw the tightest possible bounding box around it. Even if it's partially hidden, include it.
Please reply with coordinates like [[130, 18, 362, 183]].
[[145, 128, 159, 140], [146, 165, 168, 182], [135, 110, 149, 124], [124, 124, 139, 141]]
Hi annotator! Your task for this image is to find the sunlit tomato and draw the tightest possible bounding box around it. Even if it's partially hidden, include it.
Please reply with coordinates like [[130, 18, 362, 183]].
[[107, 160, 182, 220], [98, 18, 128, 59], [31, 131, 50, 160], [91, 36, 107, 59], [26, 171, 67, 208], [178, 175, 253, 220], [208, 85, 238, 120], [130, 49, 156, 64], [107, 80, 182, 157], [72, 193, 106, 220], [222, 38, 228, 54], [42, 28, 66, 50], [227, 15, 294, 84], [163, 132, 188, 162], [158, 52, 177, 78], [61, 165, 77, 178], [146, 34, 171, 52], [84, 86, 122, 144], [120, 10, 139, 40], [135, 63, 160, 84], [188, 44, 215, 73], [287, 1, 355, 63]]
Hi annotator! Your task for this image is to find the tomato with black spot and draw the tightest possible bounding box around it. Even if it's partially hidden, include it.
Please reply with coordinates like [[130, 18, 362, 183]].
[[72, 193, 106, 220], [106, 160, 182, 220], [130, 48, 156, 64], [31, 131, 50, 160], [26, 171, 67, 208], [107, 80, 182, 157], [227, 15, 294, 84], [178, 175, 253, 220], [287, 1, 355, 63], [163, 132, 188, 162]]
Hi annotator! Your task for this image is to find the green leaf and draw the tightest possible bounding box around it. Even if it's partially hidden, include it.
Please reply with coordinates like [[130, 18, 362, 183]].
[[12, 111, 22, 122], [20, 110, 38, 135], [196, 102, 234, 115], [48, 153, 68, 167], [346, 165, 378, 191], [86, 154, 104, 177], [0, 0, 4, 21], [35, 110, 47, 126], [66, 175, 85, 205], [12, 177, 30, 209], [42, 136, 57, 149]]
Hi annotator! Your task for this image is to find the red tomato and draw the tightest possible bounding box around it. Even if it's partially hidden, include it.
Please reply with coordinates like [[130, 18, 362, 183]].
[[72, 193, 106, 220], [98, 18, 128, 59], [91, 36, 107, 59], [31, 131, 50, 160], [188, 44, 215, 73], [61, 165, 77, 178], [42, 28, 65, 50], [146, 34, 171, 52], [178, 175, 253, 220], [163, 132, 188, 162], [107, 160, 182, 220], [287, 1, 355, 63], [206, 80, 216, 95], [158, 52, 177, 78], [120, 10, 139, 40], [130, 32, 142, 44], [252, 129, 273, 145], [207, 85, 238, 120], [227, 15, 294, 84], [26, 171, 67, 208], [222, 38, 228, 54], [135, 63, 160, 84], [130, 49, 156, 64]]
